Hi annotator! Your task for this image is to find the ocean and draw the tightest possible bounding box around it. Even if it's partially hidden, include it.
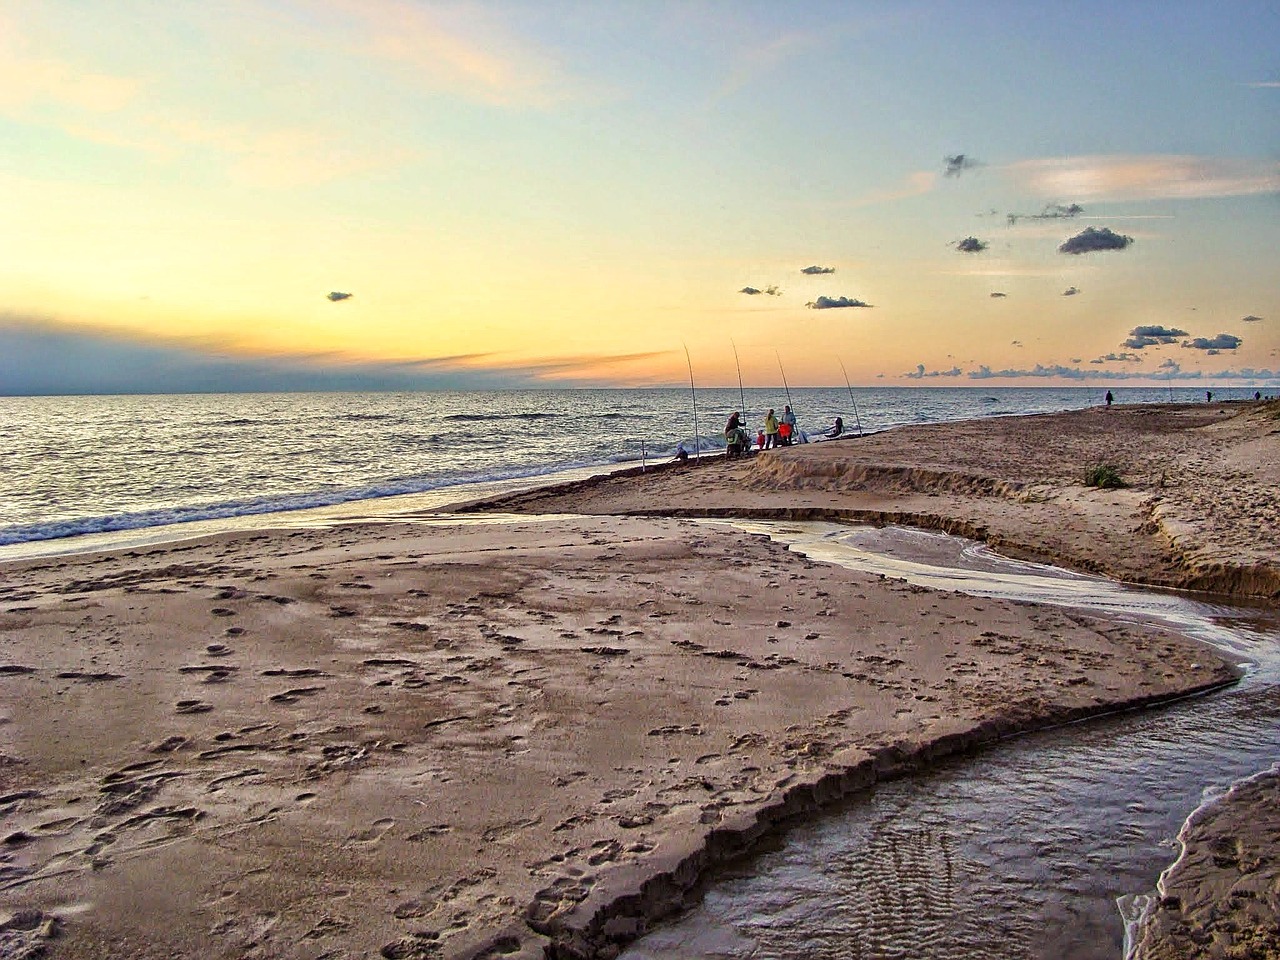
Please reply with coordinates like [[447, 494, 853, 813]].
[[0, 385, 1225, 555]]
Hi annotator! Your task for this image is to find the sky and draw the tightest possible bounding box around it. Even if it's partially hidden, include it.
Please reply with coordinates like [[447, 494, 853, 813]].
[[2, 0, 1278, 394]]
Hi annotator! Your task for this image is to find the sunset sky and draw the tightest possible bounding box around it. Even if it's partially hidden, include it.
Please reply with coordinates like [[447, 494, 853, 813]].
[[2, 0, 1278, 394]]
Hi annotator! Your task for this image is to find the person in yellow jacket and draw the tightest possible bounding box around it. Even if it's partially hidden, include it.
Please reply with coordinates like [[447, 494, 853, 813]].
[[763, 408, 779, 449]]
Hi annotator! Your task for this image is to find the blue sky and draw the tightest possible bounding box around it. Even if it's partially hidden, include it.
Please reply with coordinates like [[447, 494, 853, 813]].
[[1, 0, 1277, 394]]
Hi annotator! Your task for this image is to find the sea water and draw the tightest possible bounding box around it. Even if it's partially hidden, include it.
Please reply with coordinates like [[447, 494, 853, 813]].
[[0, 385, 1227, 549]]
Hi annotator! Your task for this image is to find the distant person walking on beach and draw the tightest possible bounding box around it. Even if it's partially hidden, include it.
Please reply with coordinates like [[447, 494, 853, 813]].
[[763, 409, 779, 449], [1105, 390, 1113, 408], [1206, 390, 1213, 403]]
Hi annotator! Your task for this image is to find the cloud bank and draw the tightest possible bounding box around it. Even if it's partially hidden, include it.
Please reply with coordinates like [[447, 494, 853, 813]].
[[904, 363, 963, 379], [967, 362, 1276, 382], [1124, 325, 1188, 349], [1183, 334, 1243, 352], [0, 318, 655, 395]]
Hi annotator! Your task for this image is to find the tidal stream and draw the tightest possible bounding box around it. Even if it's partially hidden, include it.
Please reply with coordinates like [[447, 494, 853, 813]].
[[621, 521, 1280, 960]]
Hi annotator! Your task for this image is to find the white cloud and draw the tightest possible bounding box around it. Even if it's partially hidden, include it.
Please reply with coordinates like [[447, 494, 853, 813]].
[[1006, 155, 1280, 202]]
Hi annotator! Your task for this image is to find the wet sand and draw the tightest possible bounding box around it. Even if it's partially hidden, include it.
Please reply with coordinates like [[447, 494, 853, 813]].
[[1, 401, 1275, 959]]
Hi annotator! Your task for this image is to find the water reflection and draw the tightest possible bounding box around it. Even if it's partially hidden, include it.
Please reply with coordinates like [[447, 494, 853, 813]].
[[621, 522, 1280, 960]]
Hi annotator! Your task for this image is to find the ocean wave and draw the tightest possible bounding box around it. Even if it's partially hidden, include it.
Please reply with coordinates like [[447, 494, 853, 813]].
[[214, 417, 262, 427], [443, 412, 558, 422], [0, 459, 631, 547]]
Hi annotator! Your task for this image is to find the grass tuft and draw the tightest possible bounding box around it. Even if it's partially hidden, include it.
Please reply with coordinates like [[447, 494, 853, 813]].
[[1084, 463, 1126, 489]]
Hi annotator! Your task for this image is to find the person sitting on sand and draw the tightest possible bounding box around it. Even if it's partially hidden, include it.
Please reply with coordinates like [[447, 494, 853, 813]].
[[724, 412, 750, 457], [825, 416, 844, 439], [672, 442, 689, 463]]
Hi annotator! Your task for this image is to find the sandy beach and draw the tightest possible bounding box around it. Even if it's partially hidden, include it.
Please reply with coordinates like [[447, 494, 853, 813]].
[[2, 401, 1276, 959]]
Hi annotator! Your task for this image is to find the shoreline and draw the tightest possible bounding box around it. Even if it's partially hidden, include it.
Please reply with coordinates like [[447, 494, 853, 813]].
[[1, 402, 1275, 959], [459, 401, 1280, 602]]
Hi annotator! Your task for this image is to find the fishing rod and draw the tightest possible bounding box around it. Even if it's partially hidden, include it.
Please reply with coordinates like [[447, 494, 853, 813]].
[[775, 351, 793, 412], [683, 341, 700, 460], [731, 339, 748, 423], [775, 350, 797, 443], [837, 358, 864, 436]]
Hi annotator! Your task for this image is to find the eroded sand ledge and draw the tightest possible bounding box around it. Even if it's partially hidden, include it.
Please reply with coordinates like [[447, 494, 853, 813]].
[[0, 402, 1275, 959], [465, 402, 1280, 601]]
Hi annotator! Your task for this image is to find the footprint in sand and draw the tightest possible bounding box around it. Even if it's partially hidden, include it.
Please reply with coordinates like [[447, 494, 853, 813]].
[[392, 900, 429, 919], [175, 699, 213, 714], [56, 671, 124, 682], [268, 686, 324, 704], [349, 817, 395, 844], [261, 668, 327, 678], [380, 931, 442, 959], [35, 817, 81, 836]]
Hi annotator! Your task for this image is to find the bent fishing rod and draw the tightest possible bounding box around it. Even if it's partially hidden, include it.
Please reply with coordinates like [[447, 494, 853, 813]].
[[731, 339, 748, 422], [683, 341, 700, 460], [775, 351, 794, 416], [837, 358, 864, 436]]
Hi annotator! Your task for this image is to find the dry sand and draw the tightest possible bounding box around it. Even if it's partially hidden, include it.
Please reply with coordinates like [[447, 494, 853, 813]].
[[1, 401, 1275, 959], [466, 401, 1280, 600]]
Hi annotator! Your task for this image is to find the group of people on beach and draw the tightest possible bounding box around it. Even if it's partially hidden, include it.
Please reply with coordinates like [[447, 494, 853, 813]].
[[672, 406, 847, 462], [725, 406, 792, 455], [723, 406, 845, 457], [725, 406, 796, 456]]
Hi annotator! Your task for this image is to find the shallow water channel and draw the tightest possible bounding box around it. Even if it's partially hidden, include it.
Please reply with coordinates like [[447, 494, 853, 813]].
[[620, 521, 1280, 960]]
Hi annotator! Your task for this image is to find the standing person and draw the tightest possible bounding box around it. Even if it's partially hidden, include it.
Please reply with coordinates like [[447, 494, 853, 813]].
[[1206, 390, 1213, 403], [763, 408, 779, 449], [1105, 390, 1113, 408], [780, 405, 796, 446]]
